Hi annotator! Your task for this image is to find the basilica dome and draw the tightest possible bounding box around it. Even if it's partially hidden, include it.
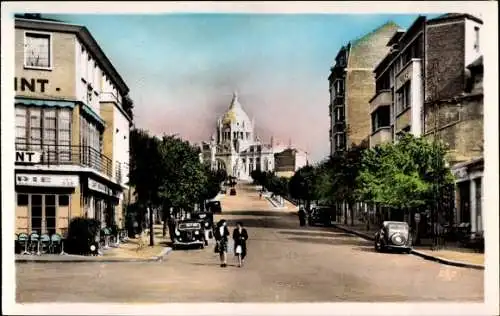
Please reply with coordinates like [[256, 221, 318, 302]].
[[221, 92, 252, 128]]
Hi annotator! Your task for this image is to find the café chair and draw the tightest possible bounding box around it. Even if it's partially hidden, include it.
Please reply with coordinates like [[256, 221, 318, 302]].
[[39, 233, 51, 254], [18, 233, 30, 255], [29, 231, 41, 255]]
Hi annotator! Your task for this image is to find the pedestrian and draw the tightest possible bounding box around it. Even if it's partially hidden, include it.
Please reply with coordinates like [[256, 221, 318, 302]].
[[298, 207, 306, 226], [214, 219, 230, 268], [232, 221, 248, 267]]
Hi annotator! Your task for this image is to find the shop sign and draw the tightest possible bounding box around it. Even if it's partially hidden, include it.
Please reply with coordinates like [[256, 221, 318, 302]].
[[88, 178, 113, 195], [16, 174, 78, 187], [14, 77, 49, 93], [452, 167, 468, 181], [16, 150, 41, 164]]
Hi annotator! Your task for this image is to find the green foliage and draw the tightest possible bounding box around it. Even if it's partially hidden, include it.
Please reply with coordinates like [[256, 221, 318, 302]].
[[356, 134, 454, 210], [289, 165, 316, 202], [66, 217, 101, 255]]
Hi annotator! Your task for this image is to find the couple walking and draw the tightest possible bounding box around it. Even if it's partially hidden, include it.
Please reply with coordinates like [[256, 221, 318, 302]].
[[214, 220, 248, 268]]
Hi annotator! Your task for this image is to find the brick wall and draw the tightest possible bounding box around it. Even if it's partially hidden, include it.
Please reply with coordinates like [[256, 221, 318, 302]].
[[423, 95, 483, 164], [425, 21, 466, 101]]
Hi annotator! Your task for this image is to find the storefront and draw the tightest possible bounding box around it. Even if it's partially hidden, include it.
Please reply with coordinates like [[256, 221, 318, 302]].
[[15, 172, 79, 235], [81, 176, 121, 228], [452, 157, 484, 234]]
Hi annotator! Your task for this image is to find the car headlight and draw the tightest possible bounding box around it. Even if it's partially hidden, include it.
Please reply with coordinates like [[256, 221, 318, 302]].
[[194, 230, 199, 235], [205, 222, 209, 227], [175, 230, 180, 236]]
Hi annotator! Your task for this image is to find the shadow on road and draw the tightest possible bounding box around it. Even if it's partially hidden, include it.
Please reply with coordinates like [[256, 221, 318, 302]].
[[278, 231, 354, 238], [287, 236, 373, 247], [224, 218, 294, 230], [221, 210, 295, 217]]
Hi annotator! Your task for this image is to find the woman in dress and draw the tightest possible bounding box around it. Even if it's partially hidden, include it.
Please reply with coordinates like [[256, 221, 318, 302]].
[[214, 219, 230, 268], [232, 221, 248, 267]]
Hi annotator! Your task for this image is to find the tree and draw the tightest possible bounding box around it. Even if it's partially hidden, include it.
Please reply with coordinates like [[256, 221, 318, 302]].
[[357, 134, 454, 228], [289, 165, 316, 211], [122, 94, 134, 120]]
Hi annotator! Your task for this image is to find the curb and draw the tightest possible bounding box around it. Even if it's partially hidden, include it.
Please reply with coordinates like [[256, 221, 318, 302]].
[[332, 224, 484, 270], [15, 247, 173, 263]]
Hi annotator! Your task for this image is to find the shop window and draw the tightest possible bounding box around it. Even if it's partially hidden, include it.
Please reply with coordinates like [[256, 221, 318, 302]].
[[45, 195, 57, 235], [59, 195, 70, 206], [31, 194, 43, 234], [17, 194, 29, 206]]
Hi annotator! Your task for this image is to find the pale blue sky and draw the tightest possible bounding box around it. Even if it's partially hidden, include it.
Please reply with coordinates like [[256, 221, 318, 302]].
[[48, 13, 440, 162]]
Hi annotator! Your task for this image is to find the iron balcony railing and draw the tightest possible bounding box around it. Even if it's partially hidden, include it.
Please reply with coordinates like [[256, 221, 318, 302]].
[[15, 143, 113, 178]]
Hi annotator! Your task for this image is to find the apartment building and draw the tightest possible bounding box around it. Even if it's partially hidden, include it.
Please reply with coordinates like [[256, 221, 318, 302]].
[[273, 148, 308, 178], [14, 14, 133, 235], [328, 22, 400, 156], [369, 13, 484, 235]]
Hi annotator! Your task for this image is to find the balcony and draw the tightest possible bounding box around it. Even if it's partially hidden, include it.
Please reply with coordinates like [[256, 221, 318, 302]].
[[15, 143, 113, 178], [370, 90, 392, 113], [370, 127, 393, 148]]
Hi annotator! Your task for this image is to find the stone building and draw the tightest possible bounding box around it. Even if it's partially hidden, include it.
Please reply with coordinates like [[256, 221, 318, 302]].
[[369, 13, 484, 236], [329, 21, 400, 155], [274, 148, 309, 178], [200, 92, 293, 180], [14, 14, 133, 235]]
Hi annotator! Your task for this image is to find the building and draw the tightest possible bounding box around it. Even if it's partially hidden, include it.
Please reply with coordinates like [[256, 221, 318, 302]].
[[14, 14, 133, 235], [329, 22, 400, 155], [369, 13, 484, 236], [274, 148, 309, 178], [200, 92, 292, 180]]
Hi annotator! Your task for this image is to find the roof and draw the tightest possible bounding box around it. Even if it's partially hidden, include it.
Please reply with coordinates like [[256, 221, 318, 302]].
[[467, 55, 483, 69], [428, 13, 483, 25], [350, 21, 399, 48], [15, 15, 129, 95], [221, 92, 252, 126], [386, 29, 406, 46]]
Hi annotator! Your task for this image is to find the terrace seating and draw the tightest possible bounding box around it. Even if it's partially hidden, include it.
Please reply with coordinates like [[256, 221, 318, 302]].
[[50, 233, 63, 254], [29, 232, 41, 255], [17, 233, 30, 255], [39, 234, 51, 254]]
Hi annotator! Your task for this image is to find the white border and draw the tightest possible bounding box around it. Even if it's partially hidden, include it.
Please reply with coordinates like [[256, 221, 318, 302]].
[[2, 2, 499, 316]]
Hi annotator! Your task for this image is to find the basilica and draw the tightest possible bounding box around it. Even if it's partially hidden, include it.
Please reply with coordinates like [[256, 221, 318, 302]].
[[200, 92, 299, 181]]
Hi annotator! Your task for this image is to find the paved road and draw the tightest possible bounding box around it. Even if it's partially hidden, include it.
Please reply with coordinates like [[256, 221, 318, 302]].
[[16, 183, 483, 303]]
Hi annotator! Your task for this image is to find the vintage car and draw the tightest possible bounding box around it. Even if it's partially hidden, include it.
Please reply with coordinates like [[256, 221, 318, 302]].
[[192, 211, 214, 245], [172, 219, 205, 249], [374, 221, 412, 253], [230, 188, 237, 196], [206, 200, 222, 213], [308, 206, 334, 226]]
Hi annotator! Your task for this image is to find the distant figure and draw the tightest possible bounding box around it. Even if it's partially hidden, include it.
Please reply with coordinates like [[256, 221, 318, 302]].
[[214, 219, 230, 268], [298, 207, 306, 226], [232, 222, 249, 267], [259, 191, 262, 199]]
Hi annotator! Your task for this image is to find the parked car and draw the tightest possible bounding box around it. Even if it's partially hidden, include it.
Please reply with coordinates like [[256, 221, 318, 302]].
[[192, 211, 214, 245], [374, 221, 412, 253], [230, 188, 237, 196], [308, 206, 334, 226], [206, 200, 222, 213], [172, 219, 205, 249]]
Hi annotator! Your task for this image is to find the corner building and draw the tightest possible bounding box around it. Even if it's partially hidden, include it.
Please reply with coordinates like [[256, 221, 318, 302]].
[[14, 15, 132, 235]]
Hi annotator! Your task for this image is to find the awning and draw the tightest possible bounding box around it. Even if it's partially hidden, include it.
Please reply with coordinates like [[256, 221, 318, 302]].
[[80, 103, 106, 128], [15, 97, 76, 108]]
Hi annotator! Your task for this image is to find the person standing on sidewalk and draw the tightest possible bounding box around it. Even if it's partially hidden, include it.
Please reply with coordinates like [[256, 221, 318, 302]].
[[298, 207, 306, 226], [232, 221, 248, 267], [214, 219, 230, 268]]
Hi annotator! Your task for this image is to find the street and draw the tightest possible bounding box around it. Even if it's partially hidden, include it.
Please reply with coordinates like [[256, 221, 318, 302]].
[[16, 183, 483, 303]]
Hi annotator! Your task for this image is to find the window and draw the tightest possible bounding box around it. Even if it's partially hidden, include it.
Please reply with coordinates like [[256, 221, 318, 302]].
[[16, 107, 27, 149], [376, 73, 390, 92], [15, 106, 73, 159], [17, 194, 29, 206], [474, 26, 480, 51], [396, 81, 411, 114], [335, 133, 346, 150], [31, 194, 43, 234], [335, 106, 345, 121], [59, 195, 70, 206], [24, 32, 51, 69], [45, 195, 57, 235]]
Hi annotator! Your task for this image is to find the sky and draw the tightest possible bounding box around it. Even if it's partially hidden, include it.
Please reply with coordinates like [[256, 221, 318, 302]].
[[48, 13, 440, 162]]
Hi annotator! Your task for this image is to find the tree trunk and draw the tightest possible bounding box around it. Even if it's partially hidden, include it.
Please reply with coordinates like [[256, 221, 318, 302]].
[[349, 201, 354, 226], [148, 205, 154, 246], [162, 203, 171, 237], [343, 202, 348, 225]]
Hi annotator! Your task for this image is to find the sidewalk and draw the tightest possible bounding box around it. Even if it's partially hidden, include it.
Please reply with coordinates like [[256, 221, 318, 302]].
[[333, 223, 485, 270], [16, 225, 172, 263]]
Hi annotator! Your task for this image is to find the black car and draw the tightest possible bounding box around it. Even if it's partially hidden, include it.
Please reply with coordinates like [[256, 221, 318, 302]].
[[374, 221, 412, 253], [308, 207, 334, 226], [230, 188, 237, 196], [206, 200, 222, 213], [172, 219, 205, 249], [192, 211, 214, 244]]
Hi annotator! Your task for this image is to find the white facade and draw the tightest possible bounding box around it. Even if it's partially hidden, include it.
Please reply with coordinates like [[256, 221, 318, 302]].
[[200, 92, 288, 180], [75, 40, 102, 114], [112, 106, 131, 187], [464, 19, 482, 67]]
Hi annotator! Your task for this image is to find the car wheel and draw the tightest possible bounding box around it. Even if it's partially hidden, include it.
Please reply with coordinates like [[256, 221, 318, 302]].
[[374, 241, 381, 252]]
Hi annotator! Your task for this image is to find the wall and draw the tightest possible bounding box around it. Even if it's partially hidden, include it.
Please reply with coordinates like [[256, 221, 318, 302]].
[[410, 59, 423, 136], [425, 20, 465, 101], [464, 19, 482, 67], [15, 28, 76, 100], [75, 40, 102, 115], [113, 105, 131, 186], [423, 96, 483, 164]]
